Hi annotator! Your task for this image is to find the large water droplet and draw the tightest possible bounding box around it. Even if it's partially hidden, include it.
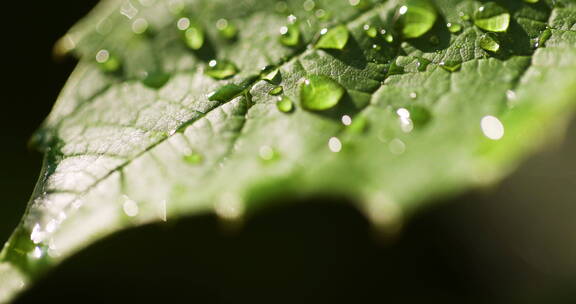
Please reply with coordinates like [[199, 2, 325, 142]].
[[316, 25, 350, 50], [95, 49, 121, 72], [474, 3, 510, 32], [276, 96, 294, 113], [300, 75, 346, 111], [279, 24, 301, 47], [479, 33, 500, 53], [399, 0, 438, 39], [205, 60, 239, 80], [208, 84, 243, 102]]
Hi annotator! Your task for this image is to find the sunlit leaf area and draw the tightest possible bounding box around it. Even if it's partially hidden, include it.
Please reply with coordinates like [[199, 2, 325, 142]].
[[1, 0, 576, 302]]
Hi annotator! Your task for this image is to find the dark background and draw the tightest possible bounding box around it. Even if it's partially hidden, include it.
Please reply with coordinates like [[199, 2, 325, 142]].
[[2, 2, 576, 303]]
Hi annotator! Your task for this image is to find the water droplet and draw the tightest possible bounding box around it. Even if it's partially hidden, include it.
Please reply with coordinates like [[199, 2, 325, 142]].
[[300, 75, 346, 111], [389, 138, 406, 155], [384, 33, 395, 43], [416, 57, 431, 71], [183, 152, 203, 165], [276, 96, 294, 113], [474, 2, 510, 32], [31, 246, 44, 259], [205, 60, 239, 80], [447, 22, 462, 33], [399, 0, 438, 39], [182, 24, 205, 50], [259, 146, 280, 162], [269, 86, 284, 96], [132, 18, 149, 34], [316, 25, 350, 50], [349, 0, 369, 9], [479, 33, 500, 53], [409, 92, 417, 99], [208, 84, 243, 102], [481, 115, 504, 140], [177, 17, 190, 30], [216, 18, 238, 40], [363, 24, 378, 38], [439, 61, 461, 72], [523, 0, 539, 3], [95, 49, 121, 72], [537, 29, 552, 47], [123, 195, 139, 217], [279, 24, 301, 47], [328, 137, 342, 153], [341, 115, 353, 126], [459, 12, 471, 21], [261, 66, 281, 83], [303, 0, 316, 11], [142, 72, 170, 89]]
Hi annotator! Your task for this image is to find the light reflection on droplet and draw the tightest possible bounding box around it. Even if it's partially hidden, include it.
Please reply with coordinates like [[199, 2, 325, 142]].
[[481, 115, 505, 140], [287, 14, 297, 24], [30, 223, 45, 244], [396, 108, 414, 133], [31, 247, 43, 259], [215, 193, 244, 220], [364, 193, 403, 236], [95, 49, 110, 63], [123, 195, 139, 217], [328, 137, 342, 153], [349, 0, 361, 6], [409, 92, 417, 99], [506, 90, 517, 100], [399, 5, 408, 15], [177, 17, 190, 30], [341, 115, 352, 126]]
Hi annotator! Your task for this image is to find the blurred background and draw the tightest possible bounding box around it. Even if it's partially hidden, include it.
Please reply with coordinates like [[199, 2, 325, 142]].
[[2, 2, 576, 303]]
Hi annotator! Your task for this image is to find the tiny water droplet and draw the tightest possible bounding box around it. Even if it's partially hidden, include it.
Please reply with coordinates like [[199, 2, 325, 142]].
[[123, 196, 139, 217], [205, 60, 239, 80], [328, 137, 343, 153], [183, 152, 203, 165], [399, 0, 438, 39], [439, 61, 461, 72], [363, 24, 378, 38], [279, 24, 301, 47], [269, 86, 284, 96], [447, 22, 462, 33], [259, 146, 281, 163], [276, 96, 294, 113], [300, 75, 346, 111], [95, 49, 121, 72], [182, 23, 205, 50], [208, 84, 243, 102], [316, 25, 350, 50], [397, 107, 414, 133], [216, 18, 238, 40], [474, 2, 510, 32], [349, 0, 369, 9], [303, 0, 315, 11], [479, 33, 500, 53]]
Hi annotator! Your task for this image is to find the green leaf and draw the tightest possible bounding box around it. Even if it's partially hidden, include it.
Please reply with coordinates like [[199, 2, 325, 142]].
[[2, 0, 576, 301]]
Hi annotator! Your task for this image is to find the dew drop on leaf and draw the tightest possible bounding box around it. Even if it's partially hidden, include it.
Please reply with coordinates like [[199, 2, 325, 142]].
[[259, 146, 281, 163], [479, 33, 500, 53], [473, 2, 510, 32], [205, 59, 239, 80], [439, 61, 461, 72], [523, 0, 539, 3], [363, 24, 378, 38], [316, 25, 350, 50], [300, 75, 346, 111], [276, 96, 294, 113], [207, 84, 243, 102], [269, 86, 284, 96], [216, 18, 238, 40], [480, 115, 505, 140], [182, 23, 205, 50], [279, 24, 301, 47], [141, 72, 170, 89], [399, 0, 438, 39], [183, 152, 203, 165], [447, 22, 462, 33], [95, 49, 121, 72]]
